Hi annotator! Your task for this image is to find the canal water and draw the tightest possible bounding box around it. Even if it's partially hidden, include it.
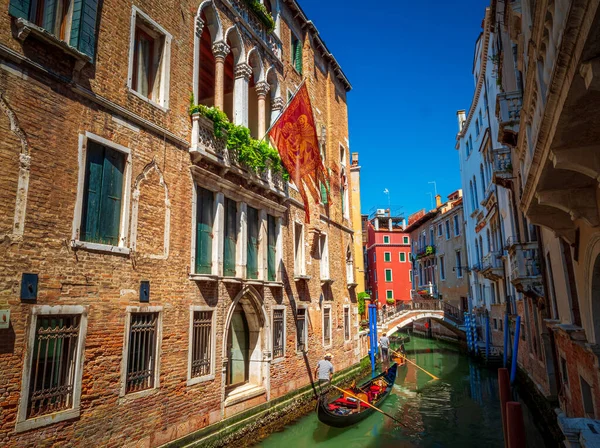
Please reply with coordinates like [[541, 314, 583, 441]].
[[256, 335, 547, 448]]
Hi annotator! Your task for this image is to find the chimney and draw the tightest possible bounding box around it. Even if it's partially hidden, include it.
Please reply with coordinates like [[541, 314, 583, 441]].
[[374, 218, 379, 230], [457, 110, 466, 132], [351, 152, 359, 166], [435, 194, 442, 208]]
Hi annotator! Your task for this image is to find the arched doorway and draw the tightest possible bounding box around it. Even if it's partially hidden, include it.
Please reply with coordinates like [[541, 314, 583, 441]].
[[223, 286, 270, 400]]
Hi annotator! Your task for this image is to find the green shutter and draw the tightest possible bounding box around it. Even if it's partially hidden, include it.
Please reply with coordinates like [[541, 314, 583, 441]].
[[81, 142, 104, 243], [387, 290, 393, 299], [267, 215, 277, 282], [223, 198, 237, 277], [42, 0, 57, 33], [320, 182, 327, 204], [385, 270, 392, 282], [70, 0, 99, 58], [195, 187, 214, 274], [8, 0, 31, 20], [294, 38, 302, 74], [247, 207, 258, 279], [98, 147, 124, 246], [384, 253, 390, 262]]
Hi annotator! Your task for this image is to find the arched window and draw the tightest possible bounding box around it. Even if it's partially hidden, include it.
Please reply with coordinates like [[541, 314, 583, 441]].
[[225, 27, 245, 124], [473, 176, 479, 205], [248, 50, 263, 138], [469, 180, 475, 212], [195, 3, 222, 109], [480, 164, 486, 195], [475, 239, 480, 265]]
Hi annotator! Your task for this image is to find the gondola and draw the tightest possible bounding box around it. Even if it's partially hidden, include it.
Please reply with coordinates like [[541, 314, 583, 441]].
[[317, 363, 399, 428]]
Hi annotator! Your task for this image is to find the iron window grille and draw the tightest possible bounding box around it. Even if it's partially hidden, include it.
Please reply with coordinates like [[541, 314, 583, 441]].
[[273, 309, 285, 358], [27, 315, 80, 419], [191, 311, 212, 378], [296, 308, 307, 351], [323, 308, 331, 345], [343, 308, 350, 341], [126, 312, 158, 393]]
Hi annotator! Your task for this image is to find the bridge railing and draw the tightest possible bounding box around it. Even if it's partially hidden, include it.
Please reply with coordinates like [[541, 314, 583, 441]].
[[381, 300, 464, 325]]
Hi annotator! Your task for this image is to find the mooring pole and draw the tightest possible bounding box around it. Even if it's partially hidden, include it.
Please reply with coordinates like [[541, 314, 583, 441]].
[[510, 315, 521, 385], [498, 368, 510, 448], [503, 313, 509, 368], [368, 303, 378, 377], [506, 402, 526, 448], [485, 314, 490, 362]]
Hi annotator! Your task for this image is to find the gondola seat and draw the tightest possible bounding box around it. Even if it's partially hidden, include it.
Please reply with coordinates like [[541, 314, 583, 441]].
[[332, 397, 359, 409]]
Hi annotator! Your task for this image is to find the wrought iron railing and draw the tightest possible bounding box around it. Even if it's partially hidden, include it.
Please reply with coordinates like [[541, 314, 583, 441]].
[[191, 311, 213, 378], [126, 313, 158, 393]]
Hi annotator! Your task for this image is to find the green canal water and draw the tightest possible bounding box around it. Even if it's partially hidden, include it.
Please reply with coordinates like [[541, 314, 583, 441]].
[[256, 335, 547, 448]]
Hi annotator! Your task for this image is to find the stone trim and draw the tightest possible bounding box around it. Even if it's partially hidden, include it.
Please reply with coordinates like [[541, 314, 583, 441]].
[[187, 305, 218, 386], [15, 305, 88, 433], [271, 305, 287, 363]]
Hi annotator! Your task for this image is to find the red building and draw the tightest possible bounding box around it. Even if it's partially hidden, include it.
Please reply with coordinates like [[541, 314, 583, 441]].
[[366, 211, 412, 307]]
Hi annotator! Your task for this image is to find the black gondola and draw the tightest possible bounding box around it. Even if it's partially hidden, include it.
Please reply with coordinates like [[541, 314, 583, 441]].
[[317, 363, 399, 428]]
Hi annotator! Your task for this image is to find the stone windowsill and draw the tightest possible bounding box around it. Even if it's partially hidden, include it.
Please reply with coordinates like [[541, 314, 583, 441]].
[[72, 240, 131, 256], [221, 277, 243, 284], [127, 87, 169, 113], [14, 18, 90, 70], [321, 278, 334, 285], [223, 384, 266, 408], [347, 282, 358, 288], [244, 279, 263, 286], [186, 373, 215, 387], [294, 274, 311, 281], [189, 273, 219, 282], [118, 387, 159, 403], [265, 281, 283, 288], [15, 407, 80, 433]]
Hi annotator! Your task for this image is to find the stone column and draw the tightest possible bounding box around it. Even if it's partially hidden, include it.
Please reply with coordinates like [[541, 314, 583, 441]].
[[213, 192, 224, 276], [233, 63, 252, 127], [270, 97, 284, 125], [212, 41, 230, 111], [255, 81, 270, 137], [238, 202, 248, 279], [258, 209, 268, 281]]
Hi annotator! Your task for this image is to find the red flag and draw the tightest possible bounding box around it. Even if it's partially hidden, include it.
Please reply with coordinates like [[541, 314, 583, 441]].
[[268, 83, 329, 223]]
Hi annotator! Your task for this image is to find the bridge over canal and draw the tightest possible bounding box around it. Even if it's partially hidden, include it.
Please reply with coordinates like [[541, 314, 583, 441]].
[[379, 300, 466, 339]]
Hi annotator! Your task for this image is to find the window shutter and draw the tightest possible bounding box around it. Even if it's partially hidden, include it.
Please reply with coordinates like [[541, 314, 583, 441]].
[[295, 38, 302, 74], [267, 215, 277, 281], [223, 198, 237, 277], [70, 0, 99, 58], [246, 207, 258, 279], [81, 142, 104, 243], [195, 188, 214, 274], [320, 182, 327, 204], [8, 0, 31, 20], [99, 147, 124, 246], [42, 0, 57, 32]]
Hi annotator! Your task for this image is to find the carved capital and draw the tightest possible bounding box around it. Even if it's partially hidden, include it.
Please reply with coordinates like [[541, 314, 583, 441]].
[[234, 63, 252, 80], [195, 16, 205, 38], [19, 153, 31, 170], [212, 41, 230, 61], [271, 97, 285, 111], [255, 81, 270, 99]]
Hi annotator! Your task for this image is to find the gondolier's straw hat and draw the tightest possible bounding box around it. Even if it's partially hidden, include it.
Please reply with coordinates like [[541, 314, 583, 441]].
[[325, 353, 333, 359]]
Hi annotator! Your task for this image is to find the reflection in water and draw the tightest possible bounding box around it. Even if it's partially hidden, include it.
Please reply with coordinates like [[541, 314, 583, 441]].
[[257, 335, 545, 448]]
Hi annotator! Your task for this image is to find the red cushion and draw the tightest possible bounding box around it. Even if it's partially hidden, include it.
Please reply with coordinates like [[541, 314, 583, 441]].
[[369, 385, 381, 392], [333, 398, 359, 409], [328, 404, 340, 410]]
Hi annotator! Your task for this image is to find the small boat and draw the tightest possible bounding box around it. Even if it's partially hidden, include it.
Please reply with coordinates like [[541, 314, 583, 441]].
[[317, 363, 398, 428]]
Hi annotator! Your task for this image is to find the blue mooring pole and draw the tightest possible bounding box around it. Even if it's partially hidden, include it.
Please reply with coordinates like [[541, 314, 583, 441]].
[[485, 315, 490, 362], [368, 304, 378, 376], [510, 315, 521, 385], [464, 313, 471, 353], [503, 313, 509, 368]]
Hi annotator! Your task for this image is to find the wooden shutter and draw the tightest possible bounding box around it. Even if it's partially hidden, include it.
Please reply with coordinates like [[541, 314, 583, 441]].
[[320, 182, 327, 204], [81, 142, 104, 243], [223, 198, 237, 277], [294, 37, 302, 74], [99, 147, 124, 246], [8, 0, 32, 19], [70, 0, 99, 58], [195, 187, 214, 274], [246, 207, 258, 279], [267, 215, 276, 281], [41, 0, 57, 32]]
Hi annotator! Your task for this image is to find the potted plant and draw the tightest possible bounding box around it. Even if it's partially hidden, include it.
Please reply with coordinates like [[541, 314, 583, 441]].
[[386, 298, 395, 306]]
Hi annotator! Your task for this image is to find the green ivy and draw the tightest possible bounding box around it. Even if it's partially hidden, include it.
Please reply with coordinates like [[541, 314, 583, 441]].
[[244, 0, 275, 33], [357, 292, 370, 316], [190, 95, 289, 181], [386, 298, 395, 305]]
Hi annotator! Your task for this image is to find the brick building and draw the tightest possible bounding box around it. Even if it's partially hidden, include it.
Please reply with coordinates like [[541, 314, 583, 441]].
[[0, 0, 361, 446], [365, 211, 412, 307]]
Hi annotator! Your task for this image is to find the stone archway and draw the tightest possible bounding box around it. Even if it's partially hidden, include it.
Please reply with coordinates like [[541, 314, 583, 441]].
[[222, 286, 270, 405]]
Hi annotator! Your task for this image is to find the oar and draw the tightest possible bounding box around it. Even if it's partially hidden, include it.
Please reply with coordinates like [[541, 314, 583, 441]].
[[330, 384, 404, 426], [390, 349, 439, 380]]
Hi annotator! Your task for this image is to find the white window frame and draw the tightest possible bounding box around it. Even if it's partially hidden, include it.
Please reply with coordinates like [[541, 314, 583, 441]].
[[409, 270, 413, 282], [15, 305, 89, 433], [71, 132, 132, 256], [187, 305, 217, 386], [440, 255, 446, 280], [385, 268, 393, 282], [127, 6, 172, 110], [456, 250, 463, 278], [383, 235, 390, 244], [386, 290, 394, 300], [322, 304, 332, 348], [294, 221, 306, 276], [319, 233, 330, 280], [399, 252, 406, 263], [189, 184, 219, 277], [437, 223, 442, 236], [384, 251, 391, 262], [403, 236, 409, 244], [119, 306, 163, 399], [454, 215, 460, 236], [445, 220, 450, 240], [271, 305, 287, 362], [296, 305, 309, 353], [343, 305, 351, 342]]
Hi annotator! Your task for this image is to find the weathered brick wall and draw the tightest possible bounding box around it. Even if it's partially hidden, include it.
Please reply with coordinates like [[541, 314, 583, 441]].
[[0, 0, 359, 446]]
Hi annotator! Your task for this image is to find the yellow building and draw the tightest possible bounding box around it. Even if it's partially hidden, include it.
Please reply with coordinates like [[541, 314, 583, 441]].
[[350, 152, 365, 293]]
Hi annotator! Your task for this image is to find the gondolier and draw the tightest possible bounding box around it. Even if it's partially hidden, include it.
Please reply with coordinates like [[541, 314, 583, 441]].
[[315, 353, 334, 392], [380, 333, 390, 362]]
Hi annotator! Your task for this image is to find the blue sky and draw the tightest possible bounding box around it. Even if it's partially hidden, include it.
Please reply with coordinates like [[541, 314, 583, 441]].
[[299, 0, 488, 218]]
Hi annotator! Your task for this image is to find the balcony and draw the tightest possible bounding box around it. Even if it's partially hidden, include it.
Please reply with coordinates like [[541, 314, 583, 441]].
[[508, 241, 544, 296], [416, 245, 436, 259], [190, 113, 287, 196], [492, 148, 512, 187], [496, 91, 522, 147], [481, 251, 504, 281]]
